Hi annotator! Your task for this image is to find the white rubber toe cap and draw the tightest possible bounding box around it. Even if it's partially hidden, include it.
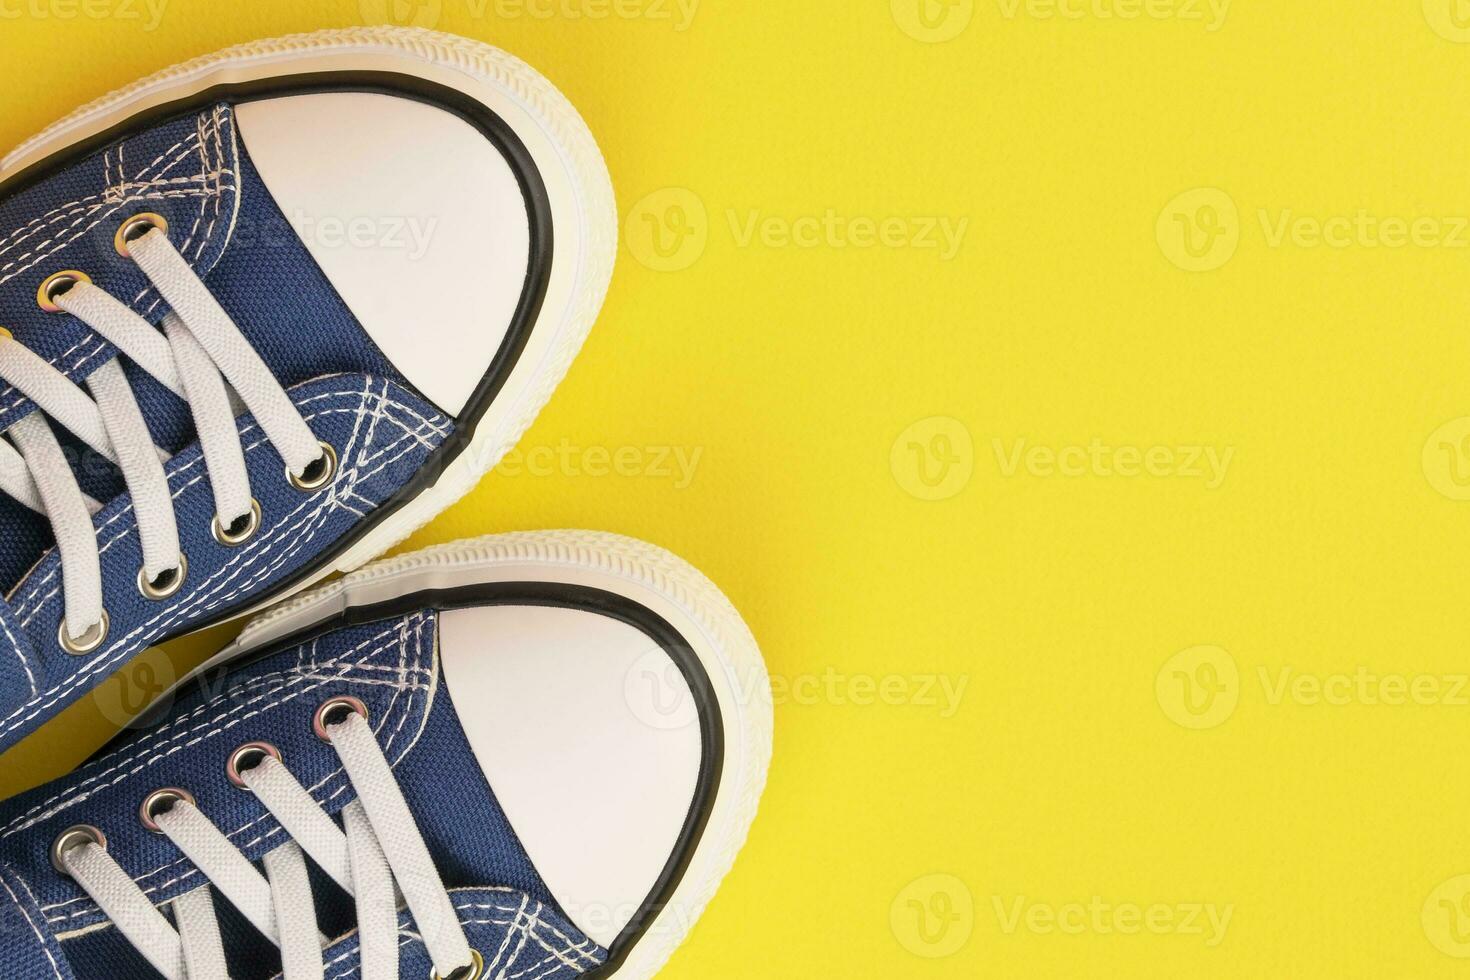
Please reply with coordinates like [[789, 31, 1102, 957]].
[[438, 604, 704, 947], [235, 92, 531, 418]]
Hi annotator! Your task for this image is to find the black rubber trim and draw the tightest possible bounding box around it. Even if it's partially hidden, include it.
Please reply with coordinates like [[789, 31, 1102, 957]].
[[3, 70, 557, 639], [128, 581, 725, 972]]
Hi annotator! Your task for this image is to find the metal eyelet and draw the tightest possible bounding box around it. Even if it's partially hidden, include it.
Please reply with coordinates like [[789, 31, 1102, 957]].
[[37, 270, 91, 313], [58, 612, 109, 656], [0, 327, 11, 342], [139, 788, 195, 834], [138, 554, 188, 601], [226, 742, 282, 790], [115, 212, 169, 257], [288, 441, 339, 493], [211, 499, 262, 548], [50, 825, 106, 876], [432, 950, 485, 980], [313, 696, 370, 743]]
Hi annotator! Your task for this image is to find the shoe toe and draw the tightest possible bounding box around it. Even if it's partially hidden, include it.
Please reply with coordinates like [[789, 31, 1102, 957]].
[[236, 91, 531, 417], [437, 602, 705, 947]]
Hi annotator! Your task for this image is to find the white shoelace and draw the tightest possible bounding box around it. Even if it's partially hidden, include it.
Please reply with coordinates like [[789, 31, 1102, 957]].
[[58, 709, 479, 980], [0, 224, 331, 651]]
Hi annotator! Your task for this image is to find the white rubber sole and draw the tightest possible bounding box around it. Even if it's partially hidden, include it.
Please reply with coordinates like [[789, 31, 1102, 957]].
[[2, 26, 619, 616], [213, 530, 773, 980]]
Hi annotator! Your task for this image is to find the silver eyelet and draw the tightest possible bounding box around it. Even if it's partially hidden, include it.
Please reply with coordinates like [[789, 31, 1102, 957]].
[[287, 441, 338, 493], [313, 696, 370, 743], [432, 950, 485, 980], [139, 788, 195, 834], [58, 612, 109, 656], [115, 212, 168, 257], [137, 554, 188, 601], [212, 499, 262, 548], [50, 825, 106, 876], [37, 270, 91, 313], [226, 742, 282, 790]]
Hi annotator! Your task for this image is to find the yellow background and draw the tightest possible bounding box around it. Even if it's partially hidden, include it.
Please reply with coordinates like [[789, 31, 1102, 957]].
[[5, 0, 1470, 976]]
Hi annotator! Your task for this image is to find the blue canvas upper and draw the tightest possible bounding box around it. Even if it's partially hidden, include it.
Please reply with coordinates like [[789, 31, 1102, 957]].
[[0, 100, 471, 754], [0, 608, 610, 980]]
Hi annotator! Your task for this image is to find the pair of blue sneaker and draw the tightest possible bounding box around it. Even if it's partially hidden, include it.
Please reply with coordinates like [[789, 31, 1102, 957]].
[[0, 27, 771, 980]]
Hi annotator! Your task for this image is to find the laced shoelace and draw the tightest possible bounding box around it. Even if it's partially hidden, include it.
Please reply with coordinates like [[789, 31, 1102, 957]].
[[0, 214, 337, 654], [52, 699, 482, 980]]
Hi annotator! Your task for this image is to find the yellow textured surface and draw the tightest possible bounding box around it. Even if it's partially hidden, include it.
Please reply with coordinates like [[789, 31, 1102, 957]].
[[5, 1, 1470, 976]]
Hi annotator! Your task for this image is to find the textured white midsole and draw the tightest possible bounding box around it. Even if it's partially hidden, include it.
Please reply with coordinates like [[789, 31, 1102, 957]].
[[3, 25, 620, 622], [219, 529, 773, 980]]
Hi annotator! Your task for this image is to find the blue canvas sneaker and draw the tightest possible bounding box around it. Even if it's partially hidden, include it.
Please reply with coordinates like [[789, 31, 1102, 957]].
[[0, 29, 618, 755], [0, 531, 771, 979]]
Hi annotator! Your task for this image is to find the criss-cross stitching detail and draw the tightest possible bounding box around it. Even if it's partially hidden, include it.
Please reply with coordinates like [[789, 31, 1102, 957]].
[[0, 122, 206, 262], [33, 612, 436, 933], [0, 105, 239, 424], [0, 106, 234, 289], [136, 106, 239, 318], [0, 379, 450, 747]]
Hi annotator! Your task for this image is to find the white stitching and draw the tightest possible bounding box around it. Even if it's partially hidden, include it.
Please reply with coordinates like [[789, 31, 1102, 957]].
[[1, 607, 37, 699], [1, 621, 415, 838], [0, 106, 239, 418], [38, 613, 434, 925], [0, 862, 64, 979], [0, 383, 448, 739], [309, 894, 605, 980], [10, 385, 448, 621]]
